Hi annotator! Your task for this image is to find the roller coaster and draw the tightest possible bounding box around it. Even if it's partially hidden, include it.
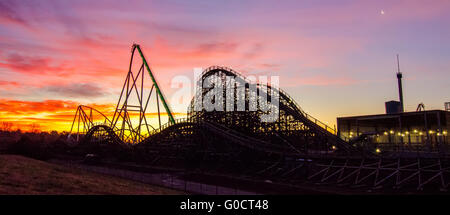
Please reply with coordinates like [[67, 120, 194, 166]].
[[69, 44, 450, 192]]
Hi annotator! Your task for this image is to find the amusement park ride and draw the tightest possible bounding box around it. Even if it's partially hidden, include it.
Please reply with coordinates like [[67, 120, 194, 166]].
[[69, 44, 450, 192]]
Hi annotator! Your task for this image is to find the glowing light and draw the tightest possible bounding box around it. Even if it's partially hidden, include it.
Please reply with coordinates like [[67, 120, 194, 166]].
[[397, 132, 402, 136], [375, 148, 381, 153], [443, 131, 447, 135], [429, 130, 434, 134], [405, 131, 409, 135], [390, 130, 394, 134], [413, 130, 418, 133], [419, 132, 423, 135], [381, 10, 385, 15], [332, 146, 337, 150], [384, 132, 388, 135]]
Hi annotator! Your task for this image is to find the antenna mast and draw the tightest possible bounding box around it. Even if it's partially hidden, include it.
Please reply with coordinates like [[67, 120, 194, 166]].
[[396, 54, 404, 112]]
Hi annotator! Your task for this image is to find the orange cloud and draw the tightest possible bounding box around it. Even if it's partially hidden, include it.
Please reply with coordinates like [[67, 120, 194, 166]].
[[0, 99, 110, 132], [0, 99, 186, 132], [0, 81, 20, 90]]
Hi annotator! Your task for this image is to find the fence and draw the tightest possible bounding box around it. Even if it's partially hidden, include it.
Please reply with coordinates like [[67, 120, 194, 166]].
[[53, 160, 258, 195]]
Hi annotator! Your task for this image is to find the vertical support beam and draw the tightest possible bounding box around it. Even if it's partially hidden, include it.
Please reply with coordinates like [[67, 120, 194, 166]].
[[424, 112, 430, 151], [356, 119, 359, 139], [437, 111, 442, 150], [399, 115, 403, 151], [77, 111, 81, 141], [157, 93, 162, 128], [347, 120, 350, 141]]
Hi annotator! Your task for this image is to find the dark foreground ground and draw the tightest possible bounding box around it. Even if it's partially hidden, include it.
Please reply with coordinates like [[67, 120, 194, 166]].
[[0, 155, 183, 194]]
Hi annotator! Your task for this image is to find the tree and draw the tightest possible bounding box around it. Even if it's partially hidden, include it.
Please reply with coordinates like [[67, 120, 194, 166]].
[[30, 123, 41, 133], [0, 121, 13, 131]]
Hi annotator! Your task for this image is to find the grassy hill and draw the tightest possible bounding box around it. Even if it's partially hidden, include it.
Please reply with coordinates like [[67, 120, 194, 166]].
[[0, 155, 183, 194]]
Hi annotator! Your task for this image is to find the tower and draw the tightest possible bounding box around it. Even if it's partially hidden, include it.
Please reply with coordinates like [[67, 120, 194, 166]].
[[396, 54, 404, 112]]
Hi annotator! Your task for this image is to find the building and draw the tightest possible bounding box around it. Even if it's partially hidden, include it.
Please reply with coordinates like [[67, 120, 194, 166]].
[[337, 110, 449, 147], [385, 100, 402, 114]]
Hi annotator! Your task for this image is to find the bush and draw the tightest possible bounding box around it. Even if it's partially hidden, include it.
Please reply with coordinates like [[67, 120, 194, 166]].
[[8, 135, 52, 160]]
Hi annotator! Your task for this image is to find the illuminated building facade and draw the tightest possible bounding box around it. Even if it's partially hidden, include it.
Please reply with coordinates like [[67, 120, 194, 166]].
[[337, 110, 449, 149]]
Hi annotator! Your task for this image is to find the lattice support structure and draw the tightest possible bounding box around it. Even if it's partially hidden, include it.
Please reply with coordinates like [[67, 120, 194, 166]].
[[69, 105, 111, 142], [307, 158, 450, 191]]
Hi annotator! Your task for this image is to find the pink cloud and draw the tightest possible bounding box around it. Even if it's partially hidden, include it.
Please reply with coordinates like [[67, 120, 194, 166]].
[[0, 53, 74, 76], [281, 74, 363, 87]]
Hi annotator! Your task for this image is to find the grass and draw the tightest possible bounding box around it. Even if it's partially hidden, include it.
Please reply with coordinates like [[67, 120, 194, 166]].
[[0, 155, 183, 194]]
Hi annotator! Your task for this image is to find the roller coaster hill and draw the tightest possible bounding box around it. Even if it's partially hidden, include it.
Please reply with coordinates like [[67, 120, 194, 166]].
[[68, 44, 450, 192]]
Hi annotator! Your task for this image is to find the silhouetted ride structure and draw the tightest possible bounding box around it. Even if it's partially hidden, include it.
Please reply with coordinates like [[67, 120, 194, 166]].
[[69, 44, 450, 192]]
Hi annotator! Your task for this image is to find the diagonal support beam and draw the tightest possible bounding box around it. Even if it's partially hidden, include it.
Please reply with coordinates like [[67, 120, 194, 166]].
[[134, 44, 175, 124]]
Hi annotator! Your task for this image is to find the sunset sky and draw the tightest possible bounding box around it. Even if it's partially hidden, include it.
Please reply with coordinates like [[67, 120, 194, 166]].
[[0, 0, 449, 132]]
